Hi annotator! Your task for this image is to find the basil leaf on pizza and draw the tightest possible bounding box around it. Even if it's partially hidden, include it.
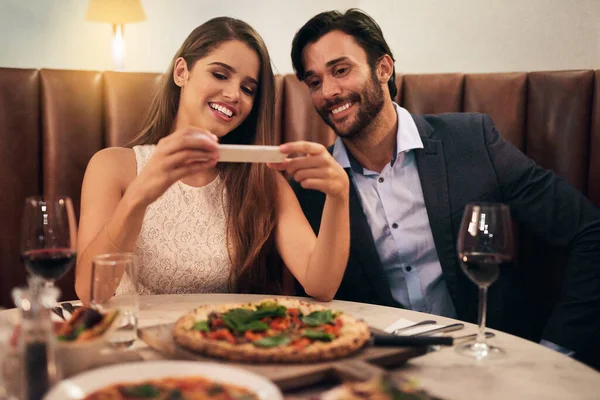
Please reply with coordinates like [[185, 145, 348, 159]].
[[253, 302, 287, 319], [301, 310, 333, 326], [222, 308, 270, 332], [243, 320, 269, 332], [207, 384, 224, 395], [302, 329, 335, 342], [222, 308, 255, 332], [119, 384, 161, 398], [191, 321, 209, 333], [253, 334, 291, 348]]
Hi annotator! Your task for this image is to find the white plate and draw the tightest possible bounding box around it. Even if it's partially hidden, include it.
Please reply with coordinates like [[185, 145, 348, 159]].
[[218, 144, 287, 163], [44, 360, 283, 400]]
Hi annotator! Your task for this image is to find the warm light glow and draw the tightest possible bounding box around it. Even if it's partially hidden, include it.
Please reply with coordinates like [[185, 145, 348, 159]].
[[85, 0, 146, 24], [112, 24, 125, 71], [85, 0, 146, 71]]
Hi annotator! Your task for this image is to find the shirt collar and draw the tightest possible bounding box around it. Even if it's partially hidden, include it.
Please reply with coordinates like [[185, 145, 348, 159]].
[[332, 102, 424, 174]]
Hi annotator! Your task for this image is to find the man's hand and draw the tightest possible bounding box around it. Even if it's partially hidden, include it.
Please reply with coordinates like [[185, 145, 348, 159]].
[[269, 141, 349, 199]]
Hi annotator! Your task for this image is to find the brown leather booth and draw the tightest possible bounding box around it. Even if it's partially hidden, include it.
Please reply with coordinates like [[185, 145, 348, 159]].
[[1, 68, 599, 326]]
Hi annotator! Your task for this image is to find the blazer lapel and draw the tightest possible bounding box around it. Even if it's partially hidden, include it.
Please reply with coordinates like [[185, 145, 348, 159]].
[[412, 116, 460, 305]]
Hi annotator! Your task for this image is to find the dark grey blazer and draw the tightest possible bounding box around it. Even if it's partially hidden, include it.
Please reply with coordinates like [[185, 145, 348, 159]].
[[291, 113, 600, 359]]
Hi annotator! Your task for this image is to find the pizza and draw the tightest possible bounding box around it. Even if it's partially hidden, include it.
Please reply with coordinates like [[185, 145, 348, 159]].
[[83, 376, 259, 399], [173, 298, 371, 363], [321, 376, 444, 400], [56, 307, 118, 342], [8, 307, 118, 348]]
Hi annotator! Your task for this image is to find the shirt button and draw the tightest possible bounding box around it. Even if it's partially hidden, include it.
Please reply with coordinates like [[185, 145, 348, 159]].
[[392, 223, 398, 229], [406, 266, 412, 272], [378, 177, 384, 183]]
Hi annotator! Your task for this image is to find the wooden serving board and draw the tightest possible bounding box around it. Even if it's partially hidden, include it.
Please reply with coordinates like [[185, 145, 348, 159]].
[[138, 324, 427, 391]]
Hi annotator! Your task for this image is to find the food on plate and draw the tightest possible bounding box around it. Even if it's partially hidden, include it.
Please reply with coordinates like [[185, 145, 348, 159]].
[[173, 298, 371, 363], [321, 376, 444, 400], [8, 306, 117, 347], [55, 306, 118, 342], [83, 376, 259, 400]]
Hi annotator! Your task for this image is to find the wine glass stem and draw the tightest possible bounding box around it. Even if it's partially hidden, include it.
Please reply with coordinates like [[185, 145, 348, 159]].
[[476, 286, 488, 344], [27, 276, 45, 294]]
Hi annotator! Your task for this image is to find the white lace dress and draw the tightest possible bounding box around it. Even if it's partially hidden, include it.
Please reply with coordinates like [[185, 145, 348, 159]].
[[116, 144, 233, 295]]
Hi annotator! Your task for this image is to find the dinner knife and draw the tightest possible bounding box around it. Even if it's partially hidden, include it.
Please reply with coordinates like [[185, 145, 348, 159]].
[[411, 323, 465, 336], [452, 331, 495, 344]]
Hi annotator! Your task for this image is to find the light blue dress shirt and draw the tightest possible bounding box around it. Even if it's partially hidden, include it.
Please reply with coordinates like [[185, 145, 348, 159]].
[[332, 103, 457, 318]]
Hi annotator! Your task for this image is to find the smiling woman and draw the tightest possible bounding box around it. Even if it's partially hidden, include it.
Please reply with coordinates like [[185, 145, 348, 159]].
[[172, 42, 260, 138], [74, 17, 351, 304]]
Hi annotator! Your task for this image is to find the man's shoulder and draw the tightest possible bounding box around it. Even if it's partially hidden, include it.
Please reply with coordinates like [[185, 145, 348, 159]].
[[419, 112, 487, 128], [413, 112, 491, 140]]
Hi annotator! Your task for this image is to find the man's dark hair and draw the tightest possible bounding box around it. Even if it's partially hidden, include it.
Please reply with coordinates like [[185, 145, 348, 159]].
[[291, 8, 397, 101]]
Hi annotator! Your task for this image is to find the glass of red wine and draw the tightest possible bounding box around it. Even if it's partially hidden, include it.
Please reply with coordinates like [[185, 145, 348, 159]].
[[456, 203, 514, 359], [20, 196, 77, 290]]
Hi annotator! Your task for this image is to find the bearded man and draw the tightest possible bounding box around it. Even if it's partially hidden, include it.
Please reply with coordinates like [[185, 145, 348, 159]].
[[282, 8, 600, 366]]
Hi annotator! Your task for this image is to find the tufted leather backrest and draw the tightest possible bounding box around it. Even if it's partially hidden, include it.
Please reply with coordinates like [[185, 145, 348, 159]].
[[463, 72, 527, 150], [40, 69, 104, 300], [526, 71, 594, 192], [0, 68, 598, 311], [103, 71, 164, 147], [524, 70, 595, 306], [402, 73, 464, 114], [0, 68, 40, 308], [588, 71, 600, 207], [272, 75, 285, 145]]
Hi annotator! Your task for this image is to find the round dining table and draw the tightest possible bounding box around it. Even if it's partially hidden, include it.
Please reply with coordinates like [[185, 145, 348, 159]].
[[3, 293, 600, 399], [139, 293, 599, 399]]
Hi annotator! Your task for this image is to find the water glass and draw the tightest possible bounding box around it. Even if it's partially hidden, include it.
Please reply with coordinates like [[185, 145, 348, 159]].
[[90, 253, 139, 349]]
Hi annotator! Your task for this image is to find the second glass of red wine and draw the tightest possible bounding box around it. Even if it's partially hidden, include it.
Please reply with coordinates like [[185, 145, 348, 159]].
[[456, 203, 514, 359], [20, 196, 77, 290]]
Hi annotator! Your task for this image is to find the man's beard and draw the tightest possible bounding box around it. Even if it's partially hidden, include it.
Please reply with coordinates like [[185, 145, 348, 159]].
[[316, 72, 385, 140]]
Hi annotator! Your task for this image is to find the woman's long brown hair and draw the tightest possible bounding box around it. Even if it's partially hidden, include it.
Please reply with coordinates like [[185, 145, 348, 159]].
[[129, 17, 282, 294]]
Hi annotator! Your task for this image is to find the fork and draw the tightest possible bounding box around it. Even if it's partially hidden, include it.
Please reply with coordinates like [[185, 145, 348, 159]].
[[412, 323, 465, 336], [61, 302, 79, 314], [51, 307, 67, 321]]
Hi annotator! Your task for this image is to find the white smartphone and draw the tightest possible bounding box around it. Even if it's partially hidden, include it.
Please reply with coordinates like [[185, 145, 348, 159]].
[[218, 144, 287, 163]]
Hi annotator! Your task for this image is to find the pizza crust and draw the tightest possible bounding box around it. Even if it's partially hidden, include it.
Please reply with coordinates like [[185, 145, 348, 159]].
[[173, 298, 371, 363]]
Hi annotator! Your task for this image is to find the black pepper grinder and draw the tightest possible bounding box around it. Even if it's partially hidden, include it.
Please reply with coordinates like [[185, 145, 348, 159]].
[[12, 284, 61, 400]]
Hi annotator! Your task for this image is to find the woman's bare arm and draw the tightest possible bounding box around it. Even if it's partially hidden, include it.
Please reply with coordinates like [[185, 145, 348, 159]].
[[270, 141, 350, 301], [76, 130, 220, 303]]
